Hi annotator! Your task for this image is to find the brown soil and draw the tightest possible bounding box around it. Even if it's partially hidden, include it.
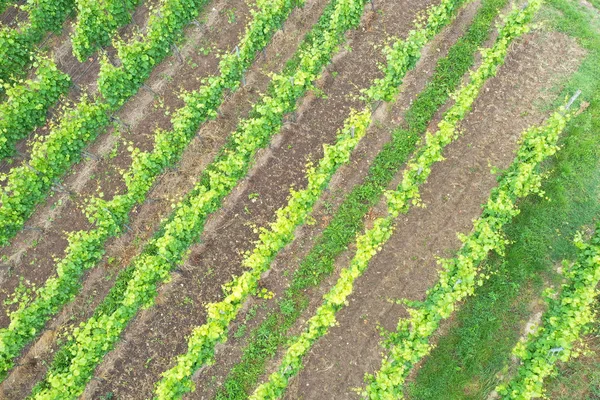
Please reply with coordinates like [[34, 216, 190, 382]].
[[279, 30, 584, 400], [56, 1, 453, 399], [0, 2, 587, 400]]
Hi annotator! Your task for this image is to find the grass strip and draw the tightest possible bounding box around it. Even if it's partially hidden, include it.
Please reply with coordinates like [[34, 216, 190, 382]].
[[249, 3, 540, 399], [153, 0, 472, 396], [496, 223, 600, 399]]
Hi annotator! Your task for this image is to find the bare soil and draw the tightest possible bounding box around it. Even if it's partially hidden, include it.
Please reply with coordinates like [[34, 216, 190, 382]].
[[0, 1, 588, 400], [0, 0, 340, 398]]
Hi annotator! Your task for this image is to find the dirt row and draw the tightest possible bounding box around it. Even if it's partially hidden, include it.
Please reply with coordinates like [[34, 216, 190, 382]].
[[189, 1, 486, 398], [0, 0, 333, 397]]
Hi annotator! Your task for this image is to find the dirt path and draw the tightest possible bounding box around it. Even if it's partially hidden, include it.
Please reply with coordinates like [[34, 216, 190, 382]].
[[71, 1, 448, 398], [281, 30, 585, 400]]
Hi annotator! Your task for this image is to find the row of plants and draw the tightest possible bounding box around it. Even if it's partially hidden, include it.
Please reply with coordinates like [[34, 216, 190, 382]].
[[249, 3, 540, 399], [0, 0, 218, 246], [0, 0, 74, 89], [28, 0, 368, 398], [155, 109, 371, 399], [495, 223, 600, 399], [365, 104, 570, 399], [0, 56, 71, 161], [0, 0, 303, 380], [154, 0, 480, 396], [0, 97, 111, 245], [214, 0, 510, 397], [72, 0, 141, 61]]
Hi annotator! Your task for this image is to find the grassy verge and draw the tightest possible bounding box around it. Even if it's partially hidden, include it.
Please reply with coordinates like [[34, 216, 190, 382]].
[[405, 1, 600, 399], [214, 0, 509, 397]]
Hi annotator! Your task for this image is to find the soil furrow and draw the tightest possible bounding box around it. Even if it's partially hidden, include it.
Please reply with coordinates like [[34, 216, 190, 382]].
[[192, 2, 485, 397]]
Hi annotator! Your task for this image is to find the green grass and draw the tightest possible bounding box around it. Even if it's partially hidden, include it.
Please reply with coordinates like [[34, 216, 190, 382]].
[[213, 1, 510, 397], [405, 1, 600, 399]]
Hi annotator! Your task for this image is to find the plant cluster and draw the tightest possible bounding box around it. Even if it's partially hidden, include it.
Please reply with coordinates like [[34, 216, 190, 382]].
[[155, 109, 371, 399], [72, 0, 142, 61], [97, 0, 212, 107], [215, 0, 509, 396], [365, 103, 568, 399], [0, 0, 302, 380], [0, 98, 111, 245], [0, 0, 217, 246], [249, 3, 541, 399], [0, 0, 74, 89], [0, 57, 71, 160]]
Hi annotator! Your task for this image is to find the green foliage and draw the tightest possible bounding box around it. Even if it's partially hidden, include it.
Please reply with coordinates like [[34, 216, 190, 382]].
[[28, 0, 366, 397], [72, 0, 142, 61], [248, 2, 535, 398], [0, 0, 74, 89], [0, 0, 216, 247], [364, 0, 468, 102], [362, 3, 551, 398], [97, 0, 213, 107], [0, 57, 71, 161], [0, 0, 302, 382], [496, 226, 600, 399], [365, 105, 568, 399], [0, 0, 14, 14], [406, 0, 600, 397], [0, 98, 111, 246]]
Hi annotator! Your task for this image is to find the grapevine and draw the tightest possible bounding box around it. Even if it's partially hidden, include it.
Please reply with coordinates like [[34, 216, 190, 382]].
[[496, 224, 600, 399], [0, 0, 302, 379], [0, 57, 71, 161], [0, 0, 216, 246], [72, 0, 142, 61]]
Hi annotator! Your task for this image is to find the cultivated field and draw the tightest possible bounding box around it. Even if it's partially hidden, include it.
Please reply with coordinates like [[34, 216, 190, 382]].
[[0, 0, 598, 399]]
